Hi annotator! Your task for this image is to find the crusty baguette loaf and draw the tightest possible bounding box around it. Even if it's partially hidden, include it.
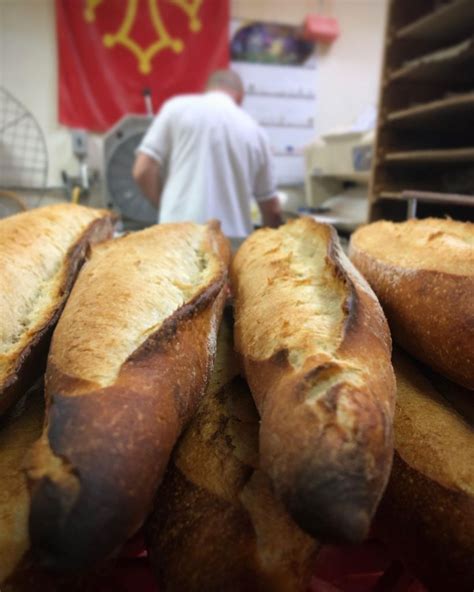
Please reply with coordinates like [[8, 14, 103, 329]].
[[26, 221, 230, 570], [375, 349, 474, 592], [349, 217, 474, 389], [147, 311, 319, 592], [0, 204, 115, 416], [230, 217, 396, 544], [0, 385, 44, 584]]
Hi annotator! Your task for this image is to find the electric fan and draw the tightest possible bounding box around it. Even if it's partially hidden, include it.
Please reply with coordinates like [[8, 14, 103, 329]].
[[103, 114, 158, 229]]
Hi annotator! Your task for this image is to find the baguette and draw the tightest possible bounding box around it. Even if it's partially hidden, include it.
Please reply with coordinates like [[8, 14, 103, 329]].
[[230, 218, 396, 544], [349, 217, 474, 389], [0, 386, 44, 584], [147, 311, 319, 592], [26, 221, 230, 570], [0, 204, 115, 416], [375, 349, 474, 592]]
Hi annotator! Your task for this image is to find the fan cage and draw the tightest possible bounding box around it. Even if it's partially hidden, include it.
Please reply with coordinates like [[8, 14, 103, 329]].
[[0, 86, 48, 191]]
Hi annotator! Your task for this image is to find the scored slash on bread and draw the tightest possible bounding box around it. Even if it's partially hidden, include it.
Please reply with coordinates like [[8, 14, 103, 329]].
[[0, 204, 116, 416], [349, 217, 474, 389], [230, 217, 396, 544], [26, 221, 231, 570]]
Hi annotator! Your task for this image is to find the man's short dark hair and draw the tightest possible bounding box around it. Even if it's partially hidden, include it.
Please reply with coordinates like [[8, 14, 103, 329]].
[[206, 69, 244, 96]]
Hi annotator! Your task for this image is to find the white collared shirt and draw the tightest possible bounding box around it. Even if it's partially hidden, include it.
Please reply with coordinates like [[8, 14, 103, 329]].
[[138, 91, 276, 237]]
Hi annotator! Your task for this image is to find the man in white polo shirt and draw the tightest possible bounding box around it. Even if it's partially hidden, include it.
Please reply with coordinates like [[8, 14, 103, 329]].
[[132, 69, 282, 237]]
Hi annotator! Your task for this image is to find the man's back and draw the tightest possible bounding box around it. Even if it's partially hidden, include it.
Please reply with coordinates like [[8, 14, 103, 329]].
[[138, 91, 275, 237]]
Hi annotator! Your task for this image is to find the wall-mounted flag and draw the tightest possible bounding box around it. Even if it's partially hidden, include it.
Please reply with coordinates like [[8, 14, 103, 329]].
[[56, 0, 229, 131]]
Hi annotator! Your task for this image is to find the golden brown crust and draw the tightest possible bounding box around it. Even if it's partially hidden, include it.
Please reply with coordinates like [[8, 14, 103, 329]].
[[375, 350, 474, 592], [0, 386, 44, 585], [147, 316, 319, 592], [230, 218, 395, 544], [349, 218, 474, 389], [45, 222, 229, 390], [26, 222, 230, 570], [0, 205, 116, 415], [349, 217, 473, 276]]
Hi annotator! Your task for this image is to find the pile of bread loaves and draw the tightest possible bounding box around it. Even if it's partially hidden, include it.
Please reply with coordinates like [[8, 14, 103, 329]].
[[0, 204, 472, 592]]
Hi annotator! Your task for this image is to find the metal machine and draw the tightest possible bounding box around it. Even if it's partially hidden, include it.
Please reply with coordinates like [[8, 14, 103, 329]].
[[102, 114, 157, 228]]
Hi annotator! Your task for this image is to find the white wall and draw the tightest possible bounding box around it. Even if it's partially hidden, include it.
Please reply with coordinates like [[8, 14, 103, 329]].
[[0, 0, 387, 188], [233, 0, 388, 136], [316, 0, 387, 136], [0, 0, 75, 187]]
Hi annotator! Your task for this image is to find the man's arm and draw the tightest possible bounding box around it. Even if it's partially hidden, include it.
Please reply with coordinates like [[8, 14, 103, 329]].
[[258, 196, 283, 228], [253, 128, 282, 228], [132, 152, 162, 207]]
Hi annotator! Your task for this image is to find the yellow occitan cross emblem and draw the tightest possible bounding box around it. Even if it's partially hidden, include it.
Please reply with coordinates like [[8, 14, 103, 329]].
[[84, 0, 204, 74]]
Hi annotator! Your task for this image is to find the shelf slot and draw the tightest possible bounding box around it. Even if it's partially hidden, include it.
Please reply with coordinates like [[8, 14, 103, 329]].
[[389, 37, 474, 84], [378, 190, 473, 206], [395, 0, 474, 45], [384, 147, 474, 164], [385, 92, 474, 130]]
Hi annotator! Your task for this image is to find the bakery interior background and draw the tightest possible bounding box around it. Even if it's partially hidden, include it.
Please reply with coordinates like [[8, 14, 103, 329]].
[[0, 0, 387, 228], [0, 0, 473, 225]]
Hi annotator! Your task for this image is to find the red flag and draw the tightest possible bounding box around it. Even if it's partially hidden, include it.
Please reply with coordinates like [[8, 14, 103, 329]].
[[56, 0, 229, 131]]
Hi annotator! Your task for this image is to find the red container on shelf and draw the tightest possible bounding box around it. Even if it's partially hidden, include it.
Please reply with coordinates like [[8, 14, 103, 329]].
[[303, 14, 340, 44]]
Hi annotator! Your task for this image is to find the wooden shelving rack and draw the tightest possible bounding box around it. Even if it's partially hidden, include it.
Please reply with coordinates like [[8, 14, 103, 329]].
[[370, 0, 474, 221]]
